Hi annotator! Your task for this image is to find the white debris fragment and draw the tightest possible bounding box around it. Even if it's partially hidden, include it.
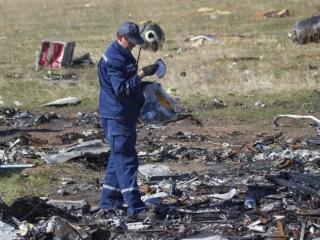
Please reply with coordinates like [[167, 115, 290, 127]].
[[207, 188, 237, 200], [0, 150, 9, 163], [126, 221, 150, 230], [60, 139, 104, 152], [254, 100, 266, 108], [0, 221, 17, 240], [141, 192, 168, 204], [14, 101, 23, 106], [182, 232, 229, 240], [247, 220, 267, 232], [41, 96, 81, 107], [138, 164, 171, 180]]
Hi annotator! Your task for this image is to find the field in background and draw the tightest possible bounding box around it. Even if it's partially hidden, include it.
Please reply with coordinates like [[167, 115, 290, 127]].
[[0, 0, 320, 110]]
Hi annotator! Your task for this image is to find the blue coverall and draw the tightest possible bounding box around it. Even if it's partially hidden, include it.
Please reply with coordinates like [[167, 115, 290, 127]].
[[97, 40, 146, 215]]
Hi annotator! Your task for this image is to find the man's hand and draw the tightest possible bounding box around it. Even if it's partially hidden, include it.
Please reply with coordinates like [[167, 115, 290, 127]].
[[141, 64, 159, 76]]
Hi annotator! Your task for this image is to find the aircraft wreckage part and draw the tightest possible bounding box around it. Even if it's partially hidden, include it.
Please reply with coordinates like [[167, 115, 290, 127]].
[[43, 139, 109, 163], [279, 172, 320, 190], [43, 149, 109, 164], [0, 221, 16, 239], [272, 114, 320, 128], [39, 39, 75, 68], [253, 9, 290, 19], [47, 216, 83, 240], [2, 196, 55, 223], [265, 175, 320, 198], [288, 15, 320, 44], [41, 97, 81, 107], [0, 164, 35, 169], [60, 139, 104, 152], [43, 151, 84, 163], [139, 21, 165, 52], [46, 199, 91, 214]]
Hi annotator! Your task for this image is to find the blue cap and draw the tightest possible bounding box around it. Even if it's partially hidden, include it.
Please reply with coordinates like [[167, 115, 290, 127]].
[[118, 22, 145, 45]]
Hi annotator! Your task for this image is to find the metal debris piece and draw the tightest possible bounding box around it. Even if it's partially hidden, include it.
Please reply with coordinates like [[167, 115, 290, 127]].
[[43, 151, 86, 163], [43, 139, 109, 163], [46, 216, 82, 239], [253, 9, 290, 18], [255, 100, 266, 108], [126, 221, 150, 230], [139, 20, 165, 52], [0, 221, 16, 239], [288, 15, 320, 44], [265, 175, 320, 198], [254, 132, 282, 146], [46, 199, 90, 214], [280, 172, 320, 190], [44, 71, 77, 80], [1, 196, 54, 223], [8, 138, 20, 151], [141, 192, 168, 204], [191, 34, 251, 42], [180, 8, 232, 17], [0, 149, 9, 163], [0, 164, 35, 170], [247, 220, 267, 233], [72, 52, 94, 66], [34, 112, 60, 124], [273, 114, 320, 128], [41, 96, 81, 107], [138, 164, 171, 180], [60, 139, 104, 153], [207, 188, 237, 200]]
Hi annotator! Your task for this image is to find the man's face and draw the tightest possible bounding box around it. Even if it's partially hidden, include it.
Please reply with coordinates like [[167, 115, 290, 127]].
[[118, 34, 135, 51]]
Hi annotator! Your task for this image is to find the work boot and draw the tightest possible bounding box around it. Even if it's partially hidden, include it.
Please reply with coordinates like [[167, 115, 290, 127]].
[[125, 209, 157, 222], [94, 207, 126, 219]]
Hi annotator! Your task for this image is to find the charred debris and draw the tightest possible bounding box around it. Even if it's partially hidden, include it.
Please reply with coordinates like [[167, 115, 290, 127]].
[[2, 109, 320, 239]]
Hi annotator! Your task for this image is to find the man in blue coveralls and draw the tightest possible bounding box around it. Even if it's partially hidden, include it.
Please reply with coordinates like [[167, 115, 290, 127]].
[[97, 21, 159, 217]]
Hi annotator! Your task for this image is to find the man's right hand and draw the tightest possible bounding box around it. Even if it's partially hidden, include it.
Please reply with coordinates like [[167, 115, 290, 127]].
[[142, 64, 159, 76]]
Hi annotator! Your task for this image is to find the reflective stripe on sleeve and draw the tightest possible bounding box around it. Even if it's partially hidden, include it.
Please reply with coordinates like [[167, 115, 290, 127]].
[[126, 81, 130, 96], [102, 54, 108, 62]]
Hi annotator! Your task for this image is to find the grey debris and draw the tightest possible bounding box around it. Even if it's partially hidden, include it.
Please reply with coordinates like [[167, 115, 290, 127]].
[[41, 96, 81, 107]]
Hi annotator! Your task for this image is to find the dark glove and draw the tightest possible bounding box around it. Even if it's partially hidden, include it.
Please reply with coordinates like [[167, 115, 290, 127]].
[[142, 64, 159, 76]]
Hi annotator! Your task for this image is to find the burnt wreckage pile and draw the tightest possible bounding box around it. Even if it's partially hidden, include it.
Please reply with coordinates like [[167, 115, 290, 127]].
[[2, 109, 320, 239]]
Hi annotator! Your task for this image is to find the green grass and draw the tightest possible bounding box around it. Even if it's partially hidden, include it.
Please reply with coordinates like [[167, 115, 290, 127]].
[[0, 0, 320, 110], [0, 161, 104, 205], [0, 168, 57, 204], [180, 89, 320, 128]]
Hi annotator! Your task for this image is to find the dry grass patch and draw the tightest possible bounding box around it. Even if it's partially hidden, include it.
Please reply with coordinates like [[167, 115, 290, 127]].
[[0, 0, 320, 107]]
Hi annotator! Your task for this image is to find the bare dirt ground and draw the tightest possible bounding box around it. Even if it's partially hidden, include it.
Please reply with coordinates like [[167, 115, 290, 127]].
[[1, 106, 318, 208]]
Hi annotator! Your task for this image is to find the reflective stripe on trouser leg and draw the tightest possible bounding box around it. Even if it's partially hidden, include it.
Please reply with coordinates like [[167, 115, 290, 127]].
[[109, 119, 146, 215], [100, 118, 124, 209]]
